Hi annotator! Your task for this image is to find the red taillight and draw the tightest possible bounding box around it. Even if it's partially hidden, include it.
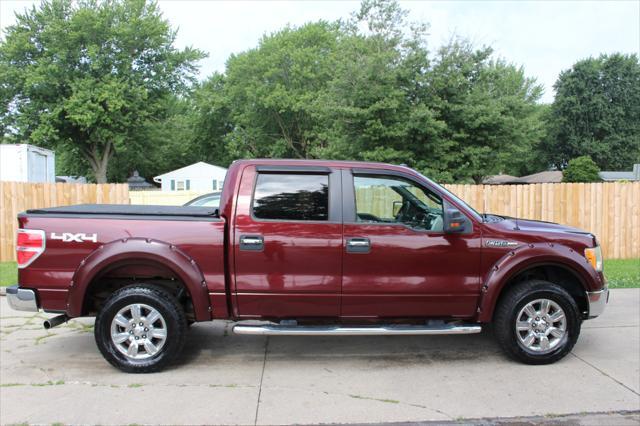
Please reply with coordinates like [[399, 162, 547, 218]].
[[16, 229, 45, 268]]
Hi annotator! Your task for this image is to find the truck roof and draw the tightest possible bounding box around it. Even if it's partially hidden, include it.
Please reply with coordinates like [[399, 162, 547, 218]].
[[231, 158, 418, 173]]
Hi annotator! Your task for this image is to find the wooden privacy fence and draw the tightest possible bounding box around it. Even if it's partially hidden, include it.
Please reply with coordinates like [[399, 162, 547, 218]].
[[441, 182, 640, 260], [0, 182, 129, 262], [0, 181, 638, 261]]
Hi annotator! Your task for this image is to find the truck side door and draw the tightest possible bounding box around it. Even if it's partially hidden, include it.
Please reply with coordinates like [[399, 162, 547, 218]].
[[233, 165, 343, 318], [341, 169, 482, 318]]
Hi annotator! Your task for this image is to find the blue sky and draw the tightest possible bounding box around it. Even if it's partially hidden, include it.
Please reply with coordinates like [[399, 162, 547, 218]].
[[2, 0, 639, 103]]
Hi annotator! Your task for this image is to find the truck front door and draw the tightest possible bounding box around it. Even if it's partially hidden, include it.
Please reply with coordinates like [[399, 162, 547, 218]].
[[233, 165, 342, 318], [341, 169, 482, 318]]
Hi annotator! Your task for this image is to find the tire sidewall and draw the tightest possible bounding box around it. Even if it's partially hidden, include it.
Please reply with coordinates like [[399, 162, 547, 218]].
[[95, 287, 185, 373]]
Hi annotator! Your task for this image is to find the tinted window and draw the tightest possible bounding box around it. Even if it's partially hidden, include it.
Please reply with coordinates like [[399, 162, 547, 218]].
[[253, 174, 329, 221], [354, 175, 444, 231]]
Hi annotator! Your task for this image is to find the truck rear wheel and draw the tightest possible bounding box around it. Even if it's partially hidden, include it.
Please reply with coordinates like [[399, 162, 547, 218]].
[[494, 279, 581, 364], [94, 285, 187, 373]]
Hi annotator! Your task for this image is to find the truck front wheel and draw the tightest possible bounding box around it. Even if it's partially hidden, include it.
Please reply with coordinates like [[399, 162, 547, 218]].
[[494, 280, 581, 364], [94, 285, 188, 373]]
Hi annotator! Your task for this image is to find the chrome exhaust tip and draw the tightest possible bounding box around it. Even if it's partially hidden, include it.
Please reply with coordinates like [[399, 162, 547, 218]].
[[44, 314, 69, 329]]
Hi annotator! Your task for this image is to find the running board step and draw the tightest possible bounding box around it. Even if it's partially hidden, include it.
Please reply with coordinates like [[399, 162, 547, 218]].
[[232, 323, 481, 336]]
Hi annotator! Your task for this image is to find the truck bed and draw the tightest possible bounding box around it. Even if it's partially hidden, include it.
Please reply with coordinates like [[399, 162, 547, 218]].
[[17, 204, 227, 317]]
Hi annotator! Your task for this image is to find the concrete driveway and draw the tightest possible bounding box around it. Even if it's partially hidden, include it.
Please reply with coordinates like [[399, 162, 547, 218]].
[[1, 289, 638, 425]]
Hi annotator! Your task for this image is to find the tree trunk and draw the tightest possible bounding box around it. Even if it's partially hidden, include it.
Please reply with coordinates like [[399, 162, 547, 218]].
[[93, 163, 108, 184], [83, 141, 113, 183]]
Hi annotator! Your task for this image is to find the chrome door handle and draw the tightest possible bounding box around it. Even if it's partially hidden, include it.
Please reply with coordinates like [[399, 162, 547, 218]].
[[240, 235, 264, 251], [241, 237, 263, 245], [346, 237, 370, 253]]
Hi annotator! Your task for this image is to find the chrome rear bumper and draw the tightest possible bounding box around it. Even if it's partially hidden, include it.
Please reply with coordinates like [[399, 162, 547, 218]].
[[6, 285, 39, 312], [587, 287, 609, 319]]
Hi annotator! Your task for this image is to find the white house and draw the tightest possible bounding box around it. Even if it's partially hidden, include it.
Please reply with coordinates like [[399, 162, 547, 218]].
[[153, 161, 228, 192], [0, 144, 55, 183]]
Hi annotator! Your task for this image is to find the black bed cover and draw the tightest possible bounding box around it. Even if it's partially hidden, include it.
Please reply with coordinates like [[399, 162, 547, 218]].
[[24, 204, 219, 218]]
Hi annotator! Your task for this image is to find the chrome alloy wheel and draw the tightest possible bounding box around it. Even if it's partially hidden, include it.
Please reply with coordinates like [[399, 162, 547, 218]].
[[110, 303, 167, 360], [515, 299, 567, 354]]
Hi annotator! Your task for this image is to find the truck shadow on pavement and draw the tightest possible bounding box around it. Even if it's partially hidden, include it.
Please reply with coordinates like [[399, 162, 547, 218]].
[[0, 315, 510, 377], [176, 322, 505, 368]]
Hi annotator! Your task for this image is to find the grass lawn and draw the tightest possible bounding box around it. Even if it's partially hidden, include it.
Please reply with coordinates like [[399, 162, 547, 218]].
[[604, 258, 640, 288], [0, 262, 17, 287], [0, 259, 638, 288]]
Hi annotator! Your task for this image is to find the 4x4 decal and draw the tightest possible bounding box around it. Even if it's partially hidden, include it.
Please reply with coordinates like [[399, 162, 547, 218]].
[[51, 232, 98, 243]]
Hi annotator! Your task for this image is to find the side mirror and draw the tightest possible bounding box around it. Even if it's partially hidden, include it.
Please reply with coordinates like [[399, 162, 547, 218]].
[[444, 207, 469, 233], [392, 201, 403, 217]]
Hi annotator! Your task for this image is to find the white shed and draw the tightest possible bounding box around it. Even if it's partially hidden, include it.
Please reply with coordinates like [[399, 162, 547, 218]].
[[0, 144, 55, 183], [153, 162, 228, 192]]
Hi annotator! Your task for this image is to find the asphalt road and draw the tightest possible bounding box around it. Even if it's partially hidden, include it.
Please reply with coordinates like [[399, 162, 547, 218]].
[[1, 289, 638, 425]]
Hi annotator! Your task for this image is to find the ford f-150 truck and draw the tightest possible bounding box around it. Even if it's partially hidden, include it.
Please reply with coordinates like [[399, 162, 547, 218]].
[[7, 159, 609, 373]]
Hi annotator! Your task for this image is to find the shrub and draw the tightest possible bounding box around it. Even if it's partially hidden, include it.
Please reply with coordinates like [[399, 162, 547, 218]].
[[562, 156, 601, 182]]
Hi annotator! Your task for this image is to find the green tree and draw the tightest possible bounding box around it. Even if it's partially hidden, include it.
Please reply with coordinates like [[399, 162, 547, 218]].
[[221, 21, 341, 160], [53, 94, 199, 182], [544, 53, 640, 171], [315, 0, 448, 179], [189, 0, 546, 183], [190, 73, 238, 166], [0, 0, 204, 182], [562, 156, 601, 182], [427, 40, 545, 183], [108, 94, 200, 181]]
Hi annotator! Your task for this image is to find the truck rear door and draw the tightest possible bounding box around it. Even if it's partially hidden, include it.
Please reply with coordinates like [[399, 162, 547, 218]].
[[232, 165, 343, 318]]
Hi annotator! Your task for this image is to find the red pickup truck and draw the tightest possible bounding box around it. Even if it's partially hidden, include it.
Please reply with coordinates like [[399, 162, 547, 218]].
[[8, 159, 608, 373]]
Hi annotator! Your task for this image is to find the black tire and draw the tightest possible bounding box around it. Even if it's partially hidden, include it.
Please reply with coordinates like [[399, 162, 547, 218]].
[[95, 285, 188, 373], [494, 279, 581, 365]]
